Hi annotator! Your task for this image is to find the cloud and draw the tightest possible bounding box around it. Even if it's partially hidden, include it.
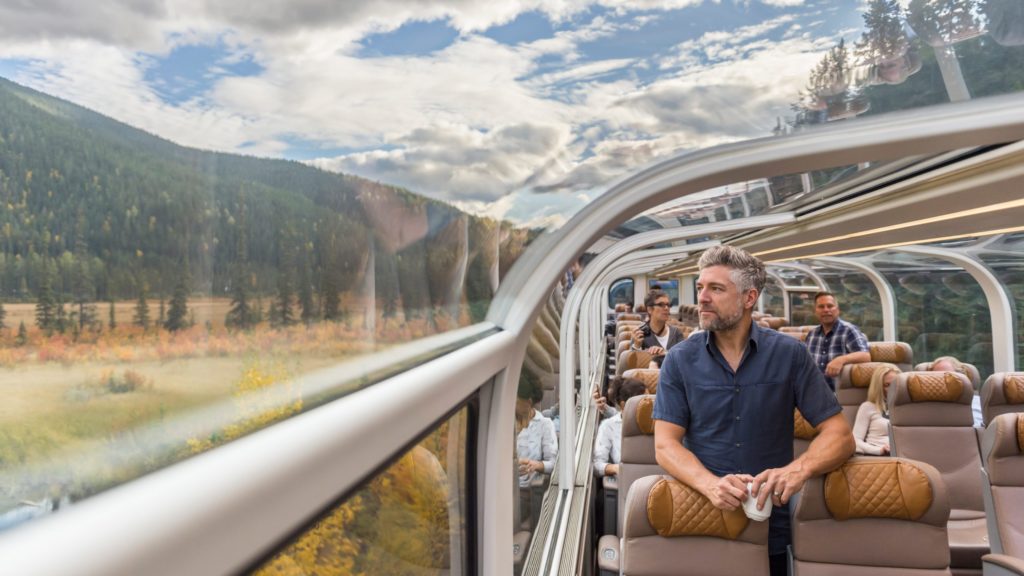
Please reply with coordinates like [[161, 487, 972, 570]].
[[312, 121, 574, 202]]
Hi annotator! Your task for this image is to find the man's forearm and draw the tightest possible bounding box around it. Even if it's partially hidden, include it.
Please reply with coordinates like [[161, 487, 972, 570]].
[[797, 426, 855, 477], [655, 439, 718, 493]]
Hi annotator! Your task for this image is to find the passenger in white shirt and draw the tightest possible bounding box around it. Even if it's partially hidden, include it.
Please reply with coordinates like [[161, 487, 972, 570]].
[[852, 363, 899, 455], [593, 378, 648, 477], [516, 371, 558, 488]]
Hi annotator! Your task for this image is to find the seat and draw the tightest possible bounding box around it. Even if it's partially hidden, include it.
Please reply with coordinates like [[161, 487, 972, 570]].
[[618, 313, 643, 322], [621, 475, 769, 576], [916, 361, 982, 390], [837, 362, 891, 427], [890, 371, 989, 574], [981, 413, 1024, 558], [616, 348, 652, 379], [794, 408, 819, 458], [791, 456, 952, 575], [618, 395, 664, 535], [869, 341, 914, 371], [981, 373, 1024, 427], [622, 368, 660, 394]]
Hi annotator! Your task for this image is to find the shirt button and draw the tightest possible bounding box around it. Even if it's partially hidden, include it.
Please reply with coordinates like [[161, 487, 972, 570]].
[[735, 416, 741, 421], [735, 443, 742, 447], [734, 387, 740, 392]]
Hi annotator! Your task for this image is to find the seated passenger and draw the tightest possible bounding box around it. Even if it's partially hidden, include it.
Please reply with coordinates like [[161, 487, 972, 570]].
[[648, 354, 666, 369], [852, 363, 900, 455], [516, 371, 557, 488], [593, 378, 646, 477], [930, 356, 983, 428], [631, 289, 684, 357], [604, 301, 633, 337], [804, 291, 871, 391]]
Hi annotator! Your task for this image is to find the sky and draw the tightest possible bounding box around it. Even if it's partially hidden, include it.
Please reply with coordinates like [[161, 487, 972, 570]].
[[0, 0, 870, 228]]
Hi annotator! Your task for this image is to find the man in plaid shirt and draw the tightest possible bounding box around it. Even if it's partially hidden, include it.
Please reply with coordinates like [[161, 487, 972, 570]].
[[804, 292, 870, 391]]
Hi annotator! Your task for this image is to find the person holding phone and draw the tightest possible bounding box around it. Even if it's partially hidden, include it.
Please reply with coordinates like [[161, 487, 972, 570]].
[[631, 289, 684, 358]]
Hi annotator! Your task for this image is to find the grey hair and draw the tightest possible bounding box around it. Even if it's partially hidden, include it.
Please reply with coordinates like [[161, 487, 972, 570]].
[[697, 245, 766, 294]]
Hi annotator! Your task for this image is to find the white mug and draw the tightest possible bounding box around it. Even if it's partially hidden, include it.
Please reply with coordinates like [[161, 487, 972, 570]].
[[742, 482, 773, 522]]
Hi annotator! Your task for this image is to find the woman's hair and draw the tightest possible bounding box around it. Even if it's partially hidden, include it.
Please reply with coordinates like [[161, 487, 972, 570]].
[[645, 289, 668, 309], [931, 356, 965, 373], [650, 354, 666, 368], [517, 369, 544, 405], [867, 363, 901, 412], [612, 378, 647, 407]]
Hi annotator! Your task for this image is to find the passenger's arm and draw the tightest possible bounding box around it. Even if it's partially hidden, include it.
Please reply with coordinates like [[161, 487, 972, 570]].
[[851, 404, 884, 455], [654, 420, 752, 510], [540, 419, 558, 474], [593, 421, 612, 477], [825, 351, 871, 377], [752, 413, 854, 508]]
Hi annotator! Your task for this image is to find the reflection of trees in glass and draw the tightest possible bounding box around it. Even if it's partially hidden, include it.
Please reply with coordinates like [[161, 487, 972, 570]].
[[908, 0, 984, 101], [857, 0, 923, 86], [981, 0, 1024, 46]]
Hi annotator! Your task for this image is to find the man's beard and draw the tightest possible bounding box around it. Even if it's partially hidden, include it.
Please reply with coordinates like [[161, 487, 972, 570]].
[[699, 304, 744, 332]]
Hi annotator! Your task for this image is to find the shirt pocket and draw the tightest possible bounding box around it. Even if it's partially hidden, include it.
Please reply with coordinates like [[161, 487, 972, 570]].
[[753, 380, 792, 434], [690, 382, 738, 434]]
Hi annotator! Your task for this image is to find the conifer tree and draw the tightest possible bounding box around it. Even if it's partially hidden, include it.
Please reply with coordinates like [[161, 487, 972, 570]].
[[272, 268, 295, 328], [16, 321, 27, 346], [35, 271, 56, 333], [158, 295, 166, 327], [133, 282, 150, 329], [0, 300, 6, 330], [108, 298, 116, 331], [299, 255, 316, 325], [72, 208, 96, 331], [165, 263, 189, 332], [55, 297, 68, 334], [226, 197, 256, 330]]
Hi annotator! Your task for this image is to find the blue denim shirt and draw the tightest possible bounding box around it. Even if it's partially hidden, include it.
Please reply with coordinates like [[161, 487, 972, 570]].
[[804, 318, 870, 391], [653, 321, 841, 555]]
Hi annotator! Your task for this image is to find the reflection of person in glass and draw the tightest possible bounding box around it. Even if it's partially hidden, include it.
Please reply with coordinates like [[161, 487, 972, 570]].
[[515, 370, 557, 488], [631, 289, 684, 359], [804, 292, 871, 391], [653, 246, 854, 576]]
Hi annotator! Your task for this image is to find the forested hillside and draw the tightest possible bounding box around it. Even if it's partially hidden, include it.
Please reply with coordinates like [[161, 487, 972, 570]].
[[0, 77, 527, 331]]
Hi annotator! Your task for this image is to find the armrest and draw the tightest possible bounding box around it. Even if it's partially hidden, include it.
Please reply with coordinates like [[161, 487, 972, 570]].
[[984, 554, 1024, 576], [603, 475, 618, 492], [597, 534, 620, 576], [513, 531, 532, 565]]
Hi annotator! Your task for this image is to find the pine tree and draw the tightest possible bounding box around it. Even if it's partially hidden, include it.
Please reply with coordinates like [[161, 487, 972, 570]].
[[299, 255, 316, 325], [0, 300, 6, 330], [856, 0, 908, 64], [133, 282, 150, 329], [158, 295, 166, 327], [225, 197, 256, 330], [16, 321, 27, 346], [35, 271, 56, 334], [108, 298, 116, 331], [55, 297, 68, 334], [271, 268, 295, 328], [72, 208, 97, 332], [165, 265, 189, 332]]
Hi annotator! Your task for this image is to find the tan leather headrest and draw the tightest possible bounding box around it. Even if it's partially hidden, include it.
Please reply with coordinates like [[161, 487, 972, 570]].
[[824, 460, 932, 521], [1006, 374, 1024, 404], [647, 477, 749, 539], [623, 368, 660, 395], [794, 409, 819, 440], [1018, 414, 1024, 452], [907, 372, 965, 402], [870, 342, 910, 364], [849, 363, 879, 388], [636, 396, 655, 435]]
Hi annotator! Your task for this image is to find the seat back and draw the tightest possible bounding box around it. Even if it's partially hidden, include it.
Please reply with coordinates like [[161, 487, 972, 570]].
[[621, 475, 769, 576], [794, 408, 819, 458], [622, 368, 660, 395], [981, 413, 1024, 557], [837, 362, 890, 427], [868, 341, 914, 371], [616, 349, 652, 379], [981, 372, 1024, 427], [915, 361, 982, 390], [792, 457, 951, 574], [889, 371, 983, 513], [618, 313, 643, 322], [619, 395, 663, 534]]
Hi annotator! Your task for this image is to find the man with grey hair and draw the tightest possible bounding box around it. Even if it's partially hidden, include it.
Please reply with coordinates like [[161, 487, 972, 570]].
[[652, 245, 854, 576]]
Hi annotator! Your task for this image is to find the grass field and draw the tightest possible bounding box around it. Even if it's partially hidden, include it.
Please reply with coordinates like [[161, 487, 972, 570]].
[[0, 296, 474, 512]]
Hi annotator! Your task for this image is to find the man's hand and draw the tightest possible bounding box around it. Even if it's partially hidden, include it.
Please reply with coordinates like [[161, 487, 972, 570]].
[[825, 357, 845, 377], [702, 473, 754, 511], [592, 389, 608, 414], [752, 461, 811, 508]]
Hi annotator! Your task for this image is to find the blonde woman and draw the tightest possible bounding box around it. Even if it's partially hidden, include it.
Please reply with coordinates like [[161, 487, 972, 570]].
[[852, 363, 900, 455]]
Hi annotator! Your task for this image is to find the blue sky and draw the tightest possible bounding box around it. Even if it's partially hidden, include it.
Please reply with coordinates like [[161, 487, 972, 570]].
[[0, 0, 875, 227]]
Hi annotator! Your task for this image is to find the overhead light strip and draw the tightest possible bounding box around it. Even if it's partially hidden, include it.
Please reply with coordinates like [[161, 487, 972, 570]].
[[764, 225, 1024, 262], [752, 198, 1024, 258]]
